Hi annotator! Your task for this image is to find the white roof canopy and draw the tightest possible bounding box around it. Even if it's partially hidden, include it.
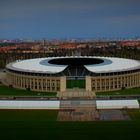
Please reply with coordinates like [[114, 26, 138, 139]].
[[0, 100, 60, 109], [96, 100, 139, 109], [6, 56, 140, 74]]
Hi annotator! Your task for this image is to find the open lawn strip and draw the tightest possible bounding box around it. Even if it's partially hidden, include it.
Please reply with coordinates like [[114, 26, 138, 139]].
[[0, 85, 57, 96], [96, 87, 140, 96], [0, 110, 140, 140]]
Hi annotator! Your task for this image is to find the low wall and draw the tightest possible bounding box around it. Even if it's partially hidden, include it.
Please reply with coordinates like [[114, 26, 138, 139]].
[[0, 100, 60, 109], [96, 100, 139, 109]]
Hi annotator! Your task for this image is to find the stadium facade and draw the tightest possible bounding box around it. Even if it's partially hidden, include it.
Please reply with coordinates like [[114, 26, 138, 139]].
[[5, 56, 140, 93]]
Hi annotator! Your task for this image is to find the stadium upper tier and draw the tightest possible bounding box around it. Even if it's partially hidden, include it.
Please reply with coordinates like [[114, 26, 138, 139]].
[[6, 56, 140, 74]]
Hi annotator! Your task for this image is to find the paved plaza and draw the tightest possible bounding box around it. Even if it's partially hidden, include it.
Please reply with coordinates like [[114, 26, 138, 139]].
[[57, 88, 96, 99], [57, 100, 99, 121], [57, 100, 131, 121]]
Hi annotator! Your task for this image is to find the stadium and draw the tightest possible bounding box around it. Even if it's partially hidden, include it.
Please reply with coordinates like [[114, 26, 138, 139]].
[[5, 56, 140, 94]]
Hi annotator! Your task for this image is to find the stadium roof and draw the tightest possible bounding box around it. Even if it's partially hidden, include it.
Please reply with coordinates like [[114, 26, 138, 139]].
[[6, 57, 67, 74], [86, 57, 140, 73], [6, 56, 140, 74]]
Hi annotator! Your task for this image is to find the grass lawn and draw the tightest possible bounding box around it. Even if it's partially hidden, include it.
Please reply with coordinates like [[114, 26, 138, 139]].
[[0, 109, 140, 140], [0, 85, 57, 96], [67, 79, 85, 88], [96, 87, 140, 96]]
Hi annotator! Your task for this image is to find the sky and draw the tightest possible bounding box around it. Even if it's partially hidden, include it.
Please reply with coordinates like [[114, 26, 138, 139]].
[[0, 0, 140, 39]]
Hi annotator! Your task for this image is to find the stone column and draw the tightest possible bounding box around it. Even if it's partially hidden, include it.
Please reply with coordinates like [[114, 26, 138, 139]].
[[86, 76, 92, 92], [60, 76, 66, 92]]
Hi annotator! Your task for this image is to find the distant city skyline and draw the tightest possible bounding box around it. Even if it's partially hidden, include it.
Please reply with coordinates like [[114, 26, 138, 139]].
[[0, 0, 140, 39]]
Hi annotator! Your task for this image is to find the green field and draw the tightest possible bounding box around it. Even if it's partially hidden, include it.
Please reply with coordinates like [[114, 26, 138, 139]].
[[67, 79, 85, 88], [0, 109, 140, 140], [0, 84, 140, 139], [0, 85, 57, 96], [96, 87, 140, 96]]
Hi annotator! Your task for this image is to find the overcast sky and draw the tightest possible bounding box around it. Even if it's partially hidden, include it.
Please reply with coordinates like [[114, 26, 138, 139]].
[[0, 0, 140, 39]]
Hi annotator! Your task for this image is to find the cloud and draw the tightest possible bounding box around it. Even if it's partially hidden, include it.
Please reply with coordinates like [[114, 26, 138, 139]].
[[0, 0, 140, 38], [0, 0, 140, 20]]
